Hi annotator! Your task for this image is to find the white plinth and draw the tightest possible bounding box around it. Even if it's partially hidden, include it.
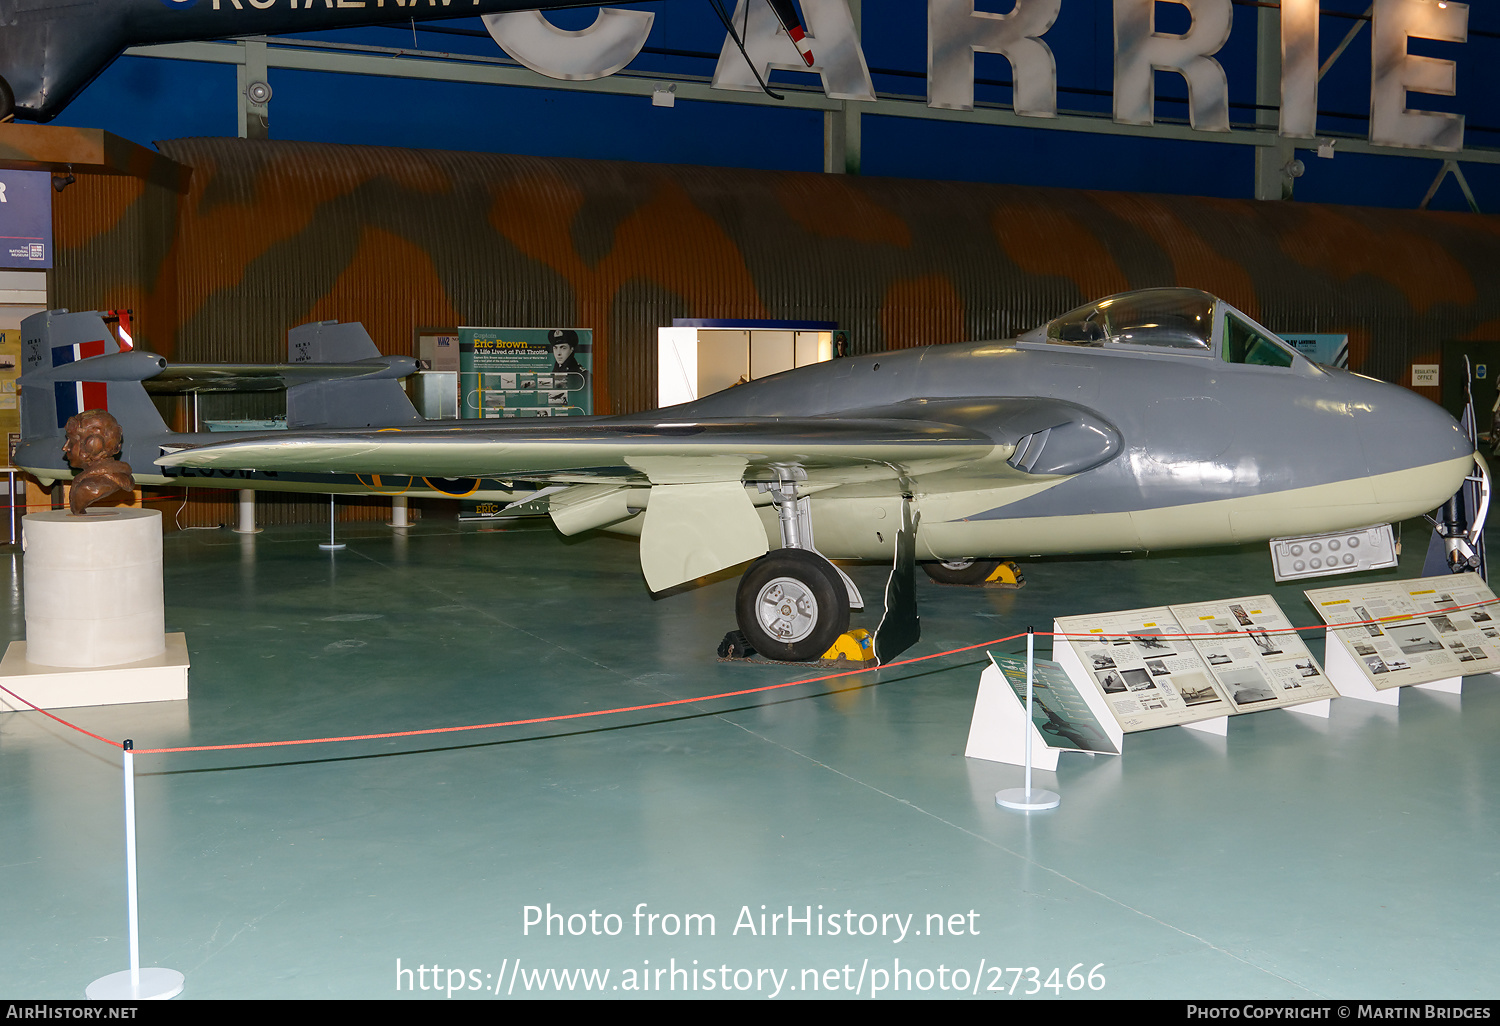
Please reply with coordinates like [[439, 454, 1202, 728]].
[[23, 509, 165, 668], [0, 634, 189, 710]]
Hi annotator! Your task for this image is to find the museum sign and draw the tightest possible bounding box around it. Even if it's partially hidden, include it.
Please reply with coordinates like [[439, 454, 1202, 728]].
[[480, 0, 1471, 153]]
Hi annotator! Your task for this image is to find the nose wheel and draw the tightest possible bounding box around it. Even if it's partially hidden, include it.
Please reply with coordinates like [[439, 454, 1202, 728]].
[[735, 549, 850, 662]]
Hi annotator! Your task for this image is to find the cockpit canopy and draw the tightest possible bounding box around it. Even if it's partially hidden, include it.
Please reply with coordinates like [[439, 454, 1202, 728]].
[[1019, 288, 1300, 369]]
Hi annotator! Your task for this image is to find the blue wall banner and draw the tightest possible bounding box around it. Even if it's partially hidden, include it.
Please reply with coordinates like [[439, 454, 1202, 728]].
[[0, 170, 52, 270]]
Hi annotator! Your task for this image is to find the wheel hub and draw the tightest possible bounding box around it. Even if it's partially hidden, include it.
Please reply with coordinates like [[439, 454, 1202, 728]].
[[756, 577, 819, 643]]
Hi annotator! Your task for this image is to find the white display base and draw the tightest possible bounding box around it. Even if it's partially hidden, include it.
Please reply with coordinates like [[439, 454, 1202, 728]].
[[965, 664, 1061, 771], [1324, 637, 1400, 706], [996, 787, 1060, 811], [1183, 716, 1229, 736], [1416, 677, 1463, 694], [85, 967, 184, 1000], [0, 634, 189, 711], [1287, 698, 1333, 718]]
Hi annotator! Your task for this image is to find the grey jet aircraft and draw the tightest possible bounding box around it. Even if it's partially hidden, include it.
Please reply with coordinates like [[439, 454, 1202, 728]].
[[14, 288, 1478, 663]]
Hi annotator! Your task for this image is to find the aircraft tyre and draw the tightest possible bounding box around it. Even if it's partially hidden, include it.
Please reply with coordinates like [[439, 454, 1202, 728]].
[[922, 558, 1001, 586], [0, 77, 12, 121], [736, 549, 850, 662]]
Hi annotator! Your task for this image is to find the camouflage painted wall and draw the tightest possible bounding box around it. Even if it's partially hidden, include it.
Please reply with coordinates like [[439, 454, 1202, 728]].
[[50, 136, 1500, 415]]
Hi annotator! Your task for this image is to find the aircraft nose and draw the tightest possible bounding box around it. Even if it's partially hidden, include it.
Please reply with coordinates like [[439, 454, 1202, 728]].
[[1345, 370, 1472, 514]]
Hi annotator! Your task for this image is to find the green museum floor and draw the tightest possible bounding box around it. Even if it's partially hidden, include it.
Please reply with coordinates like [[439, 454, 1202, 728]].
[[1, 515, 1495, 1000]]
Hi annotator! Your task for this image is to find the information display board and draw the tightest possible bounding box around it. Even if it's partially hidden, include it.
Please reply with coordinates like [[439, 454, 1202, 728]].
[[1054, 595, 1332, 733], [458, 327, 593, 419], [1305, 576, 1500, 690], [1167, 596, 1337, 711], [988, 653, 1119, 756], [1054, 606, 1230, 732]]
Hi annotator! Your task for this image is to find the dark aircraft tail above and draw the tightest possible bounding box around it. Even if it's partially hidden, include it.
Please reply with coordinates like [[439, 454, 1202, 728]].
[[0, 1, 810, 123]]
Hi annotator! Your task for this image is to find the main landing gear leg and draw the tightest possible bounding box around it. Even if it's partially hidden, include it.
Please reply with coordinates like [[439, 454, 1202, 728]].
[[731, 474, 859, 662]]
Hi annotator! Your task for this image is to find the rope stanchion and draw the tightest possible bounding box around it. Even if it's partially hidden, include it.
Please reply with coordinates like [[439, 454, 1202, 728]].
[[996, 627, 1061, 812], [83, 740, 185, 1000]]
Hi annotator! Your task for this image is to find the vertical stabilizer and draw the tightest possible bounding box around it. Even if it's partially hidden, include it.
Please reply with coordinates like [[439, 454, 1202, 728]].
[[16, 309, 169, 479], [285, 321, 422, 428], [20, 309, 167, 436]]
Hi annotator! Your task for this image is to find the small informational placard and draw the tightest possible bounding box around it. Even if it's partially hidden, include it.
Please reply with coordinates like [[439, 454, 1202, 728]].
[[1412, 364, 1440, 387], [0, 170, 52, 269], [1305, 576, 1500, 690], [458, 327, 593, 419], [964, 654, 1120, 770], [1055, 595, 1330, 732], [1167, 596, 1338, 711], [989, 653, 1119, 755], [1054, 607, 1232, 732]]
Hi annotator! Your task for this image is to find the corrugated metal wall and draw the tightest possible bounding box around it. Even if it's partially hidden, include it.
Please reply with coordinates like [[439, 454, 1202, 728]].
[[144, 490, 411, 531], [53, 137, 1500, 416]]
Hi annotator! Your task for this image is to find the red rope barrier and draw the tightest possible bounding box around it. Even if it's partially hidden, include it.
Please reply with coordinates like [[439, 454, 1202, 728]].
[[2, 596, 1493, 757], [2, 633, 1030, 755], [0, 680, 131, 749]]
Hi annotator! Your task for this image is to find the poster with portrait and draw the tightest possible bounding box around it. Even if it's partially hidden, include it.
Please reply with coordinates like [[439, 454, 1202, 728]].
[[458, 327, 593, 420]]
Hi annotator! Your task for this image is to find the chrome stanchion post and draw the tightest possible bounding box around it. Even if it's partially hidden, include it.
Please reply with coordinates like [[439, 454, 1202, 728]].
[[86, 740, 185, 999], [320, 494, 345, 551], [997, 628, 1061, 812]]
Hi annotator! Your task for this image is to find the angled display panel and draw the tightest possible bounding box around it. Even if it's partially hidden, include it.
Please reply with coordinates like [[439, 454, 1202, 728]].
[[1305, 575, 1500, 690], [1055, 595, 1331, 732], [1167, 596, 1336, 710], [1053, 606, 1231, 732], [988, 652, 1120, 756]]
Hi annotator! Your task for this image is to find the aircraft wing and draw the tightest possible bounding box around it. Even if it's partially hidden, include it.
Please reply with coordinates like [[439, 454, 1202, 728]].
[[157, 398, 1118, 591], [156, 415, 1000, 486]]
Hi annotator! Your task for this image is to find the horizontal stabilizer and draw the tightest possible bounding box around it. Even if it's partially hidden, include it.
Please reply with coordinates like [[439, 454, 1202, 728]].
[[144, 357, 417, 395]]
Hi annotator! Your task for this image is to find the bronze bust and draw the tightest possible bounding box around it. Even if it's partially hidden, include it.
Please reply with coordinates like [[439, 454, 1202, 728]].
[[63, 410, 135, 515]]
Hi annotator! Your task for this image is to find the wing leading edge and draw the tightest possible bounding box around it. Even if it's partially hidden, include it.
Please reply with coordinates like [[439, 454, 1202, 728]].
[[156, 398, 1121, 591]]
